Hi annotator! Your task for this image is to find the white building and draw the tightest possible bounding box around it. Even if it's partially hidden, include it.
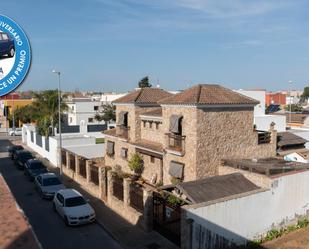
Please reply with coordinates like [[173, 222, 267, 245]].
[[66, 98, 102, 126], [100, 92, 127, 104], [236, 89, 286, 132]]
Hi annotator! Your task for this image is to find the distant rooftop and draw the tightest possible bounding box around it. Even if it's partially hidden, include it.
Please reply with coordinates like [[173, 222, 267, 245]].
[[223, 158, 309, 177], [159, 84, 260, 106]]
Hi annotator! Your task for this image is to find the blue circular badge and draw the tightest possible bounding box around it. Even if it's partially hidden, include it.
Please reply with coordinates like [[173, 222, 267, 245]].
[[0, 15, 31, 96]]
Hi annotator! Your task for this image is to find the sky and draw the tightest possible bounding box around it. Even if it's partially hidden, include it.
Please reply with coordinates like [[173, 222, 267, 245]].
[[2, 0, 309, 92]]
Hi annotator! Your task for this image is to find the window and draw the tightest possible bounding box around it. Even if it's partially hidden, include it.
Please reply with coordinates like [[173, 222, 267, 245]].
[[56, 193, 64, 204], [121, 148, 128, 159], [106, 141, 115, 156], [88, 118, 94, 123], [150, 156, 155, 163], [69, 117, 72, 123], [143, 121, 146, 128], [71, 106, 74, 111], [149, 122, 153, 129], [94, 106, 99, 111], [156, 123, 159, 129]]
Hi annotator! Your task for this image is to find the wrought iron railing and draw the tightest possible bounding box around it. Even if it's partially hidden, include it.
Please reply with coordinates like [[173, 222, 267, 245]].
[[167, 133, 186, 152]]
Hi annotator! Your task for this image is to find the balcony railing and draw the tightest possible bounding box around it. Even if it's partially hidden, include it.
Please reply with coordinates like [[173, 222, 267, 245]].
[[167, 133, 186, 153], [257, 130, 271, 144], [116, 125, 130, 139]]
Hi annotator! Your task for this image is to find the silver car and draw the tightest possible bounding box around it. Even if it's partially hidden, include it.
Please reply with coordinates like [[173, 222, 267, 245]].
[[34, 173, 65, 199]]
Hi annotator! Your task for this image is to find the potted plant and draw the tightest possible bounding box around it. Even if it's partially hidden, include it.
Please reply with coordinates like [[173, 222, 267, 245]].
[[128, 153, 144, 180]]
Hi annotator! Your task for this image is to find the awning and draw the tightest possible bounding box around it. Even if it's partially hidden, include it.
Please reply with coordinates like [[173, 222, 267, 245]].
[[169, 115, 183, 134], [118, 111, 128, 126], [169, 161, 184, 179], [106, 141, 115, 155]]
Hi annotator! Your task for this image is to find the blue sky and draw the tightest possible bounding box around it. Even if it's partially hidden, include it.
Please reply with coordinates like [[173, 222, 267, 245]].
[[2, 0, 309, 92]]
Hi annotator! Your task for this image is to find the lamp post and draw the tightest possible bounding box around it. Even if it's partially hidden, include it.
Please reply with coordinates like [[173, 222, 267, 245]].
[[288, 80, 293, 125], [52, 70, 62, 176]]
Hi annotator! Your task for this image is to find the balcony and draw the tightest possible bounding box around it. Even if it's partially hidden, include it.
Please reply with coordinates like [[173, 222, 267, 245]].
[[116, 125, 130, 140], [166, 133, 186, 155]]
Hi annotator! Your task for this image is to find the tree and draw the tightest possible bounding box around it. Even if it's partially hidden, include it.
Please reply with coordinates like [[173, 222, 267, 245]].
[[138, 76, 152, 88], [285, 104, 303, 112], [94, 104, 115, 125], [31, 90, 68, 136], [300, 87, 309, 103]]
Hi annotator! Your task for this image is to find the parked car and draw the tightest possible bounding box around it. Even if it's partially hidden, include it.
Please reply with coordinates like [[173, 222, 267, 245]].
[[34, 173, 65, 199], [15, 150, 34, 169], [9, 128, 22, 136], [53, 189, 95, 226], [24, 159, 48, 181], [8, 145, 23, 159], [0, 31, 15, 58]]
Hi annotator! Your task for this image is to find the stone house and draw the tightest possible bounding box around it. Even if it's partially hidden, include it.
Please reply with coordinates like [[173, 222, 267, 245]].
[[104, 84, 277, 186]]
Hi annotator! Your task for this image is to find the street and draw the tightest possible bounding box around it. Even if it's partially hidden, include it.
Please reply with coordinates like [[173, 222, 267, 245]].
[[0, 135, 123, 249]]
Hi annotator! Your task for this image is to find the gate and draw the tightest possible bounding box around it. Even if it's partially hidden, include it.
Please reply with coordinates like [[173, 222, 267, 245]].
[[153, 192, 181, 246]]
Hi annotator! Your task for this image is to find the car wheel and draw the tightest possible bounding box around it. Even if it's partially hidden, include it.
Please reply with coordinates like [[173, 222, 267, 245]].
[[64, 216, 70, 226], [8, 48, 15, 58]]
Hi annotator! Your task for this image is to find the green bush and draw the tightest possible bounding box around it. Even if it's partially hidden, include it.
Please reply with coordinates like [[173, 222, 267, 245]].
[[128, 153, 144, 174]]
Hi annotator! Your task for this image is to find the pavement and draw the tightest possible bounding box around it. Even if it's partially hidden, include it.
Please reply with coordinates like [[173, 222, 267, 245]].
[[0, 136, 123, 249], [2, 134, 179, 249]]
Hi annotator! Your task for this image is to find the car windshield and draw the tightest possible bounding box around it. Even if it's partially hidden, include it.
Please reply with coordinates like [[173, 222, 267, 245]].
[[65, 196, 86, 207], [43, 177, 61, 186], [29, 162, 45, 170]]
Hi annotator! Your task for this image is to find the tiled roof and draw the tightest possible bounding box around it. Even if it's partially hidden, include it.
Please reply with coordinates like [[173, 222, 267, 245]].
[[159, 84, 259, 105], [113, 88, 172, 105], [177, 173, 260, 204], [140, 108, 162, 117]]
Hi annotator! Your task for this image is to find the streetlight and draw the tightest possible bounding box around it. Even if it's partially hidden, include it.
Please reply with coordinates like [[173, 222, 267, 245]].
[[52, 69, 62, 176], [288, 80, 293, 125]]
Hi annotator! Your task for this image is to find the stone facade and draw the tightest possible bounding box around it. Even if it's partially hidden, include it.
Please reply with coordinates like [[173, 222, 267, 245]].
[[107, 104, 277, 186], [196, 107, 277, 177]]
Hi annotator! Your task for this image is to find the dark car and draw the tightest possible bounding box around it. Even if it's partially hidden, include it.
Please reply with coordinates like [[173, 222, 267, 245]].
[[15, 150, 34, 170], [24, 159, 48, 181], [0, 32, 15, 58], [8, 145, 24, 159]]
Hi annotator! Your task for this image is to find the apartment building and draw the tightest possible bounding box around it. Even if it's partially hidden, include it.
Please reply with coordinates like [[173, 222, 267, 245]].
[[104, 84, 277, 185], [66, 98, 102, 125]]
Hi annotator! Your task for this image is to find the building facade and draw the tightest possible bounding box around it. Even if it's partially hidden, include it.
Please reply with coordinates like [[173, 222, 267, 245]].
[[104, 85, 277, 186]]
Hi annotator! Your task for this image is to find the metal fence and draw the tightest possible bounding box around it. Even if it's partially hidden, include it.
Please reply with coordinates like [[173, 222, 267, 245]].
[[129, 183, 144, 212], [79, 158, 87, 178], [87, 124, 107, 132], [90, 166, 99, 185], [113, 176, 124, 201]]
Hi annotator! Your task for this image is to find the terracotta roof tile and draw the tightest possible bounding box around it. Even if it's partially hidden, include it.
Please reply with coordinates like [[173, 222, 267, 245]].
[[113, 88, 172, 105], [159, 84, 259, 105]]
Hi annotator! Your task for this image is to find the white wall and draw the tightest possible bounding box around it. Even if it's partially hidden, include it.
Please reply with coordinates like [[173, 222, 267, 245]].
[[254, 115, 286, 132], [235, 90, 265, 116], [184, 170, 309, 247], [67, 101, 102, 125], [22, 125, 103, 166]]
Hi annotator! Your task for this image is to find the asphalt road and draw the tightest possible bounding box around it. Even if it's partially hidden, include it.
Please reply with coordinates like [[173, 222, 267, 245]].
[[0, 135, 123, 249]]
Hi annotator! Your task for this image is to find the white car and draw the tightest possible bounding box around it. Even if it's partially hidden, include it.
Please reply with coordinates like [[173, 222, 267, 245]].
[[53, 189, 96, 226], [34, 173, 65, 199], [9, 128, 22, 136]]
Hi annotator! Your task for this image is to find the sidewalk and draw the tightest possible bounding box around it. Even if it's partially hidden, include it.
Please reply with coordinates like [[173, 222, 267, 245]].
[[0, 174, 41, 249], [20, 140, 179, 249]]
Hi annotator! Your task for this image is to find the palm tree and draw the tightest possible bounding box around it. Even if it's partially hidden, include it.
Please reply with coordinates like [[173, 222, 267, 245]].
[[32, 90, 68, 136]]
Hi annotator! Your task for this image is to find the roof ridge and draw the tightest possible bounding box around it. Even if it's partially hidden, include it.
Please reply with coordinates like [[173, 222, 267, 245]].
[[135, 88, 144, 101], [196, 84, 202, 104]]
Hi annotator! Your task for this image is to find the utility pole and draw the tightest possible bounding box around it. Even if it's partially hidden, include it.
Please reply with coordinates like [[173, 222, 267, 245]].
[[52, 70, 62, 176]]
